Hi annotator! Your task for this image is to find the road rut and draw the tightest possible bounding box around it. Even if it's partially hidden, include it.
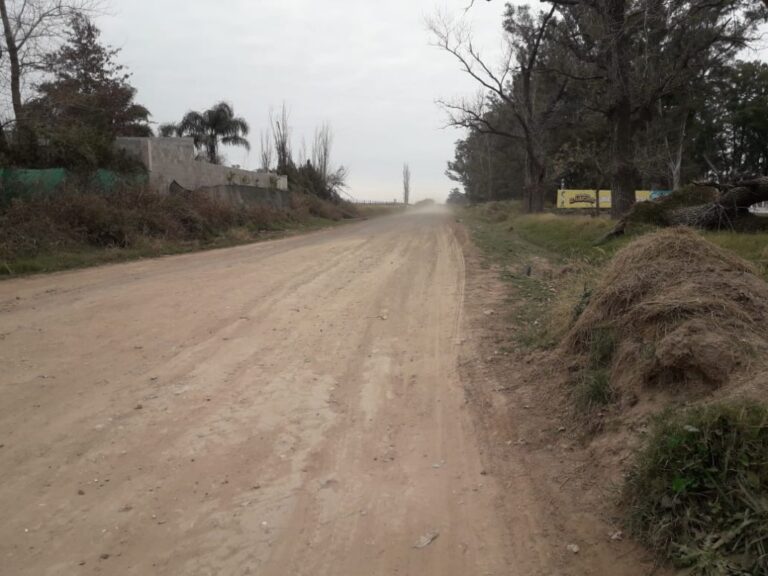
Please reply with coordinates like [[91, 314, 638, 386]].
[[1, 210, 518, 575]]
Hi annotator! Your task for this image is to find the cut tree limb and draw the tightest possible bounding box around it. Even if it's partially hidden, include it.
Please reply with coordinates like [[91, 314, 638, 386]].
[[597, 177, 768, 243], [669, 177, 768, 228]]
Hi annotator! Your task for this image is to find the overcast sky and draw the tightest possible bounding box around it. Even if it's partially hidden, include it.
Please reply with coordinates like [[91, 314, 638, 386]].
[[98, 1, 767, 203], [97, 1, 532, 202]]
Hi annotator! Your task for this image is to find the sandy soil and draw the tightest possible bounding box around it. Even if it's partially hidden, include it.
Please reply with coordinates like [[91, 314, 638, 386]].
[[0, 209, 658, 575]]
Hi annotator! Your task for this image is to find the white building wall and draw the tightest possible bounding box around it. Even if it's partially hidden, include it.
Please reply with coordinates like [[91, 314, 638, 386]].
[[115, 137, 289, 192]]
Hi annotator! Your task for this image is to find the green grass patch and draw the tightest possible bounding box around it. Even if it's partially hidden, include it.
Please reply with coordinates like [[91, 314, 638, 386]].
[[572, 326, 617, 413], [462, 203, 541, 266], [462, 203, 558, 348], [704, 231, 768, 278], [573, 368, 616, 412], [466, 202, 767, 274], [501, 270, 557, 349], [625, 402, 768, 575], [514, 212, 655, 263], [587, 326, 616, 369]]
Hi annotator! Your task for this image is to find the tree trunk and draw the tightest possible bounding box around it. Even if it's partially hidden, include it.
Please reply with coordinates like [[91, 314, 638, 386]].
[[0, 123, 8, 157], [665, 178, 768, 228], [600, 178, 768, 242], [611, 99, 639, 218], [667, 111, 688, 191], [607, 0, 638, 219], [522, 134, 546, 213], [0, 0, 35, 161], [0, 0, 22, 124], [530, 161, 546, 213], [530, 182, 546, 212]]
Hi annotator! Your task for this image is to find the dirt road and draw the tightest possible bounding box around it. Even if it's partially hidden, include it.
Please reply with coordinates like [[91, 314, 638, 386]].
[[1, 209, 523, 575]]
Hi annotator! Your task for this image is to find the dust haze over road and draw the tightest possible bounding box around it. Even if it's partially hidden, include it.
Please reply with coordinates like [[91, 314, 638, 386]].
[[0, 209, 522, 575]]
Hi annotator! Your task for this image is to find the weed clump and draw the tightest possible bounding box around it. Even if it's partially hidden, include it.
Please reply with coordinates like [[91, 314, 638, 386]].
[[572, 325, 617, 414], [625, 402, 768, 575]]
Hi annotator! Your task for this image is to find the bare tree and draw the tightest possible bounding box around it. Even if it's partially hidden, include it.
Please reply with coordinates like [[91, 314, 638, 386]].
[[429, 6, 565, 213], [297, 136, 307, 167], [312, 123, 333, 182], [0, 0, 96, 148], [403, 163, 411, 205], [270, 103, 292, 175], [258, 130, 273, 172]]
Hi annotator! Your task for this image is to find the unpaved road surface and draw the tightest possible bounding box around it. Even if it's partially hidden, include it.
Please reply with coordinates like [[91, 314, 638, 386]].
[[1, 210, 517, 575]]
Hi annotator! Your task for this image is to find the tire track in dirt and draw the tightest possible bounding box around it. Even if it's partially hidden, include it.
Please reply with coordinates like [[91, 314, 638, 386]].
[[0, 210, 512, 576]]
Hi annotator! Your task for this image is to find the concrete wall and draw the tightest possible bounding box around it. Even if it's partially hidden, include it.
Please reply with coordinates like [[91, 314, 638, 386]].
[[115, 137, 289, 192], [198, 185, 293, 210]]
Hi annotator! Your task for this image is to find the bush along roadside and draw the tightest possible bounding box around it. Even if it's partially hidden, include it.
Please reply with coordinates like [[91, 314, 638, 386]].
[[0, 186, 358, 277], [624, 402, 768, 575]]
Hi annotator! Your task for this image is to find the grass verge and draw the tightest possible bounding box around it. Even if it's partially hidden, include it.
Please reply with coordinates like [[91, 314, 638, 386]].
[[0, 188, 359, 278], [460, 202, 558, 349], [462, 201, 768, 575], [625, 402, 768, 575]]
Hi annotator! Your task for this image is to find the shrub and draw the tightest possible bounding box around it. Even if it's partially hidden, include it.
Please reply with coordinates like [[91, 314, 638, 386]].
[[625, 402, 768, 575], [0, 187, 292, 264]]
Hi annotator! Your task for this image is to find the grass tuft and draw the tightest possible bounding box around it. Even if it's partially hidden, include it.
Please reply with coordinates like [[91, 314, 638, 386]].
[[574, 368, 616, 412], [625, 402, 768, 575], [572, 326, 617, 413]]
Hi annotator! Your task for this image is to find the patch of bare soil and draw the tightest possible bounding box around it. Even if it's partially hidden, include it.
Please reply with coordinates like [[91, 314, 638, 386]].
[[454, 222, 668, 576], [1, 211, 520, 576]]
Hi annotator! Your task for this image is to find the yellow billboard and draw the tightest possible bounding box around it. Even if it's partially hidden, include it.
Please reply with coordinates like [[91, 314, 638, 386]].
[[557, 189, 651, 209]]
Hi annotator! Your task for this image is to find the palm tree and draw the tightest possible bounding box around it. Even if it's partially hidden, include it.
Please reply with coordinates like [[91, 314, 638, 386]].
[[173, 102, 250, 164]]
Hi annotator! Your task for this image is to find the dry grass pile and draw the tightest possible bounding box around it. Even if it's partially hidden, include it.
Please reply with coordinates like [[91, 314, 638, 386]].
[[565, 228, 768, 398]]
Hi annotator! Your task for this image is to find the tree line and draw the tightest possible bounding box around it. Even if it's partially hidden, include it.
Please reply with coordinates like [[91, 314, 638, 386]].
[[433, 0, 768, 217]]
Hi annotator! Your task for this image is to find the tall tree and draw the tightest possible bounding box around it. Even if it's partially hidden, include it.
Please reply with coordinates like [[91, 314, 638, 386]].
[[259, 130, 273, 171], [270, 103, 292, 175], [429, 5, 568, 212], [175, 102, 250, 165], [0, 0, 94, 156], [158, 123, 177, 137], [28, 14, 150, 168], [447, 128, 527, 203], [312, 124, 333, 182], [546, 0, 764, 216], [403, 163, 411, 205], [692, 61, 768, 177]]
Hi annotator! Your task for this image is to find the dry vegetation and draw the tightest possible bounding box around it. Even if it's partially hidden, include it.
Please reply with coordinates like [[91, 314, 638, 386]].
[[566, 229, 768, 397], [0, 187, 358, 276], [461, 202, 768, 574]]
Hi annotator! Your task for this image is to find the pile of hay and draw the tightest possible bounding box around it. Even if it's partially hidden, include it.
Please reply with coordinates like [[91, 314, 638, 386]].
[[565, 228, 768, 397]]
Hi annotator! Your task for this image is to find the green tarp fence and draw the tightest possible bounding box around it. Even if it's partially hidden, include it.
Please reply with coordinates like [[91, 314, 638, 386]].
[[0, 168, 147, 203]]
